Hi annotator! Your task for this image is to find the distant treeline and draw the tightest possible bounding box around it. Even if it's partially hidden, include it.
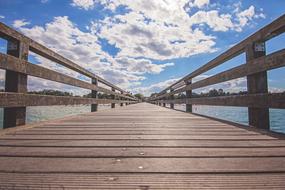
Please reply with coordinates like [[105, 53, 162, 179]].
[[27, 89, 134, 99], [151, 88, 285, 99]]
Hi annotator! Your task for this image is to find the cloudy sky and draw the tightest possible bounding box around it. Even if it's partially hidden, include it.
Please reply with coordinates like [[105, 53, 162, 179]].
[[0, 0, 284, 96]]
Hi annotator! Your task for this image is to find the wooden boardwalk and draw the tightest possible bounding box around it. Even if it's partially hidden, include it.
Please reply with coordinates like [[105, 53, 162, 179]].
[[0, 103, 284, 189]]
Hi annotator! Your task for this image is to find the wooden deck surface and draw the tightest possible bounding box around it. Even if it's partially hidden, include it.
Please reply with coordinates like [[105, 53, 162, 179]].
[[0, 102, 285, 189]]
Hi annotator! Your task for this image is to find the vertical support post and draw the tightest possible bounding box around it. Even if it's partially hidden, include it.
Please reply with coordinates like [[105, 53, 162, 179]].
[[170, 89, 174, 109], [3, 39, 29, 128], [91, 78, 98, 112], [246, 42, 269, 130], [120, 92, 124, 106], [111, 87, 115, 108], [185, 80, 192, 113]]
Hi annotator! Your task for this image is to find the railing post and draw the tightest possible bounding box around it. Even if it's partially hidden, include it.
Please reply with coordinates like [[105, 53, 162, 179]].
[[111, 87, 115, 108], [120, 92, 124, 106], [185, 80, 192, 113], [91, 78, 98, 112], [170, 89, 174, 109], [3, 39, 29, 128], [246, 42, 269, 130]]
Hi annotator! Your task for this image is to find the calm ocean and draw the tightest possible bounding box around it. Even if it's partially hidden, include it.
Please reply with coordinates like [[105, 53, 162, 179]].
[[0, 104, 284, 134]]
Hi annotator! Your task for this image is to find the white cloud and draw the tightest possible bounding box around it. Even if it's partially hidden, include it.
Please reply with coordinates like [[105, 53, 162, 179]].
[[189, 10, 234, 32], [15, 16, 173, 93], [234, 5, 265, 32], [88, 1, 265, 60], [10, 1, 267, 96], [188, 0, 209, 8], [0, 15, 5, 19], [115, 57, 174, 74], [71, 0, 95, 10], [12, 19, 30, 28], [132, 78, 180, 96]]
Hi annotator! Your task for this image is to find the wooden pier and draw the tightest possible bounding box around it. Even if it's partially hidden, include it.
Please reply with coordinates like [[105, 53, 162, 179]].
[[0, 13, 285, 190], [0, 102, 285, 189]]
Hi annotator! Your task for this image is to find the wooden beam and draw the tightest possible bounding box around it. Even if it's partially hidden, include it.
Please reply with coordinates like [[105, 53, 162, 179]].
[[157, 14, 285, 94], [91, 78, 98, 112], [154, 48, 285, 100], [0, 92, 135, 107], [0, 53, 136, 100], [111, 88, 115, 108], [170, 89, 174, 109], [185, 80, 192, 113], [0, 22, 133, 95], [246, 42, 269, 129], [3, 38, 29, 128]]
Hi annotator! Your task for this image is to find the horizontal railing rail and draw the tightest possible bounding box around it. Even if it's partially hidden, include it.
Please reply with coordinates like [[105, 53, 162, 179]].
[[149, 14, 285, 131], [0, 22, 138, 129]]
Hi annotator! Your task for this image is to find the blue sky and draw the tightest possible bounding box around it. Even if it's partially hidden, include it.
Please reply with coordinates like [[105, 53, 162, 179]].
[[0, 0, 284, 96]]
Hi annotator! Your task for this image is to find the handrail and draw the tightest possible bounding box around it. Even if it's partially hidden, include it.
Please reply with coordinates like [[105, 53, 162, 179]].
[[149, 13, 285, 131], [0, 22, 132, 95], [0, 21, 138, 128], [156, 14, 285, 94]]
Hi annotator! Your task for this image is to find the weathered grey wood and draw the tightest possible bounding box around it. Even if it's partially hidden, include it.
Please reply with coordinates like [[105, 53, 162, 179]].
[[0, 173, 284, 190], [111, 87, 115, 108], [185, 80, 192, 112], [0, 53, 136, 100], [0, 22, 137, 100], [0, 22, 129, 94], [0, 157, 285, 173], [3, 38, 29, 128], [170, 89, 174, 109], [91, 78, 98, 112], [0, 92, 134, 107], [246, 42, 269, 129], [1, 147, 285, 157], [157, 14, 285, 93], [155, 49, 285, 99]]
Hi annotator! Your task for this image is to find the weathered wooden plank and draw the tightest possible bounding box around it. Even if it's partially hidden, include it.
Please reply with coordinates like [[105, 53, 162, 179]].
[[0, 92, 135, 107], [0, 53, 136, 100], [0, 139, 284, 147], [3, 37, 29, 128], [0, 102, 284, 189], [13, 129, 259, 135], [1, 134, 274, 140], [1, 147, 285, 157], [246, 42, 269, 129], [0, 22, 136, 98], [0, 173, 284, 190], [154, 48, 285, 99], [157, 93, 285, 109], [0, 157, 284, 173]]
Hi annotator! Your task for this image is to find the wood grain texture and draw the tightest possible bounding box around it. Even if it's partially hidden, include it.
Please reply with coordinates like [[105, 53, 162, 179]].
[[0, 53, 136, 100], [0, 103, 284, 189], [0, 92, 135, 107]]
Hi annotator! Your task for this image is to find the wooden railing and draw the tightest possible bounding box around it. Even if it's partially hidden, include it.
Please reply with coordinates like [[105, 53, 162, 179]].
[[0, 22, 138, 129], [149, 14, 285, 130]]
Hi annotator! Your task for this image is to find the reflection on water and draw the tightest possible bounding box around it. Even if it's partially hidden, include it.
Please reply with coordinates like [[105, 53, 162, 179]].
[[0, 104, 284, 134]]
